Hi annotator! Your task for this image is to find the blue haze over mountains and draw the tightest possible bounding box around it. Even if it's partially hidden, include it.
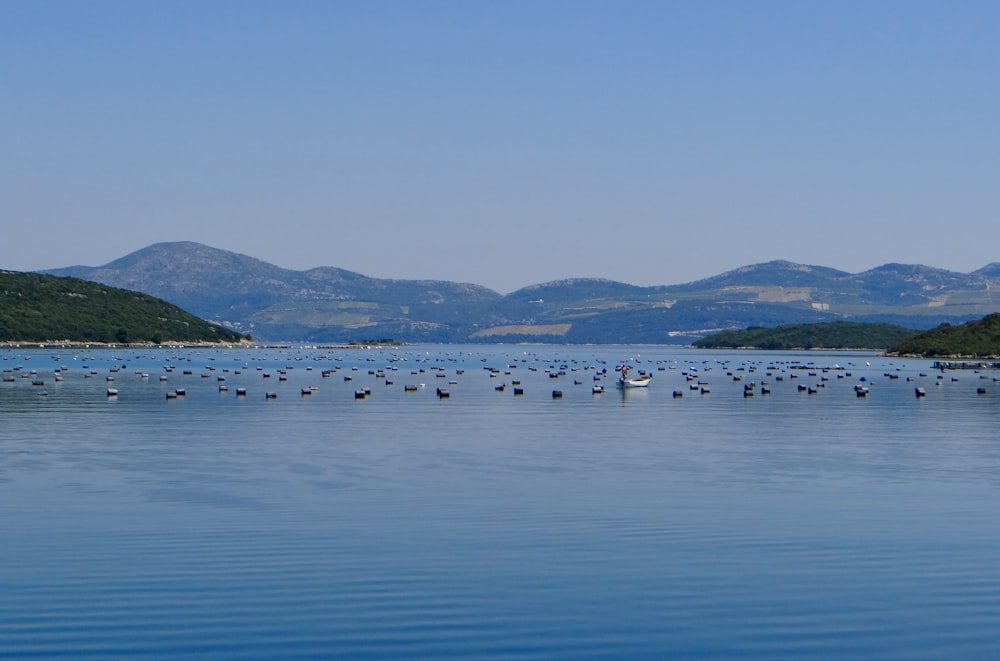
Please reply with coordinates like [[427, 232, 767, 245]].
[[44, 242, 1000, 344]]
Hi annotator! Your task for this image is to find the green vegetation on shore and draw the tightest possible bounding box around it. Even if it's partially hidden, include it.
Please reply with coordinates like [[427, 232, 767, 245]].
[[0, 271, 249, 344], [888, 313, 1000, 357], [349, 338, 405, 346], [693, 321, 916, 350]]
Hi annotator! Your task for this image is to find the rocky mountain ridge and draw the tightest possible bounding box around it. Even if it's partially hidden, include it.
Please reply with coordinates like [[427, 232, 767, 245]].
[[43, 242, 1000, 343]]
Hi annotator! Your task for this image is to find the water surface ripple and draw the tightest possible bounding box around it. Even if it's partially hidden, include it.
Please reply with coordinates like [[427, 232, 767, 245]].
[[3, 346, 1000, 658]]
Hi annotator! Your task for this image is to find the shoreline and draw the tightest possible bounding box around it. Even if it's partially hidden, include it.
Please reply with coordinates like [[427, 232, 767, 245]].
[[0, 340, 257, 350], [0, 340, 388, 350]]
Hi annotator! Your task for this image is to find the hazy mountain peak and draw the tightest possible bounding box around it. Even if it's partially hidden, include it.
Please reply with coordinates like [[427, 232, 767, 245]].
[[736, 259, 812, 272], [677, 260, 851, 291], [517, 277, 623, 292], [858, 262, 956, 276], [103, 241, 278, 273], [973, 262, 1000, 277]]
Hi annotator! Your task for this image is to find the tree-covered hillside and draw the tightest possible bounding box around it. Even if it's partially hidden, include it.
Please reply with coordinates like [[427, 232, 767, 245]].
[[694, 321, 916, 350], [888, 313, 1000, 357], [0, 271, 249, 344]]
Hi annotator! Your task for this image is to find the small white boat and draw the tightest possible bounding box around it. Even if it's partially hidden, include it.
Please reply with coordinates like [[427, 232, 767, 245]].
[[617, 374, 652, 388]]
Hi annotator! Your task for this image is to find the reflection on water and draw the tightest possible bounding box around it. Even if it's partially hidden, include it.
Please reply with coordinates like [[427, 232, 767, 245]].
[[2, 345, 1000, 658]]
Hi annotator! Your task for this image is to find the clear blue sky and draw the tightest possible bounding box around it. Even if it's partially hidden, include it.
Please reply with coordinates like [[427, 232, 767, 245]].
[[3, 1, 998, 293]]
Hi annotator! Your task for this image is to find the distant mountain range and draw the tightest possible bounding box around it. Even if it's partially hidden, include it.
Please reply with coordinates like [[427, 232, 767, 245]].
[[43, 242, 1000, 344]]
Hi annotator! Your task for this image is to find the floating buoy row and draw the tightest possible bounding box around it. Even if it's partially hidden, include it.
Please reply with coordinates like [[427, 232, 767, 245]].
[[6, 353, 997, 406]]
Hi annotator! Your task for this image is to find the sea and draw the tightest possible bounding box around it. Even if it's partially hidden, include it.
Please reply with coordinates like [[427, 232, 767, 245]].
[[2, 344, 1000, 659]]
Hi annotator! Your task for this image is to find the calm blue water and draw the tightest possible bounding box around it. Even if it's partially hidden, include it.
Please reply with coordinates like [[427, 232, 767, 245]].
[[2, 344, 1000, 658]]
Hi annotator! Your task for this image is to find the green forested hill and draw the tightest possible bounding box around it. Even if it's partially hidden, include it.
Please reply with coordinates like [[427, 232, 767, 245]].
[[0, 271, 248, 344], [888, 313, 1000, 357], [693, 321, 916, 350]]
